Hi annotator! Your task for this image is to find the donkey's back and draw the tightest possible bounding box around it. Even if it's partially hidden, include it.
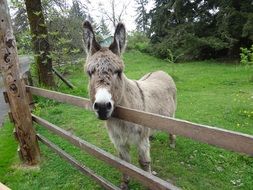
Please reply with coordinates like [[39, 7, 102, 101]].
[[138, 70, 177, 117]]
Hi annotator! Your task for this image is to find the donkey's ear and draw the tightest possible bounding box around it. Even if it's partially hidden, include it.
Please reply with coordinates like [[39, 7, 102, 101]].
[[83, 21, 101, 55], [109, 23, 126, 56]]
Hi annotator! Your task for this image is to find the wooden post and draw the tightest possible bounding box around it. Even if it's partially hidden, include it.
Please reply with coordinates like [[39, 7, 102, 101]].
[[0, 0, 40, 165], [23, 76, 35, 110]]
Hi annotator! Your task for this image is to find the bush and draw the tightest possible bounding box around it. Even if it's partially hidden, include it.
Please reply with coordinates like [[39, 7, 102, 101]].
[[240, 45, 253, 82], [240, 45, 253, 65], [150, 31, 229, 61], [127, 32, 150, 53], [150, 38, 186, 61], [15, 30, 33, 54]]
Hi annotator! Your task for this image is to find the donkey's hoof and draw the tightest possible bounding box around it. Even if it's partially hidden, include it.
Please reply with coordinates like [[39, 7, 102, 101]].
[[169, 143, 176, 149], [120, 182, 129, 190], [152, 170, 158, 176]]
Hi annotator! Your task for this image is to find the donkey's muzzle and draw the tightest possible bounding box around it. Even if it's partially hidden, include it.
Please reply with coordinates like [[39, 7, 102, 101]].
[[93, 102, 112, 120]]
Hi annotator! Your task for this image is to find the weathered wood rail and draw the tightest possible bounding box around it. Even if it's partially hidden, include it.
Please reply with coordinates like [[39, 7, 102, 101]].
[[36, 134, 120, 190], [0, 182, 11, 190], [34, 115, 179, 190], [27, 85, 253, 156]]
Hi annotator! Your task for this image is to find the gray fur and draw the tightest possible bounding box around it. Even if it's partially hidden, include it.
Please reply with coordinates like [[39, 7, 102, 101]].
[[83, 21, 177, 189]]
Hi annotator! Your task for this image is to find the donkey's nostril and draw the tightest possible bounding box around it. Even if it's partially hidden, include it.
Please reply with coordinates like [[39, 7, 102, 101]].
[[94, 102, 99, 110], [93, 101, 113, 120], [106, 102, 112, 110]]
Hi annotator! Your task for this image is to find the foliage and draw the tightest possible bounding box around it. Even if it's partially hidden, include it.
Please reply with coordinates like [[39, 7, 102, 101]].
[[98, 17, 111, 38], [15, 30, 32, 54], [240, 45, 253, 65], [1, 51, 253, 189], [135, 0, 149, 33], [10, 0, 89, 87], [45, 0, 88, 53], [165, 49, 183, 64], [11, 0, 88, 56], [240, 44, 253, 82], [148, 0, 253, 60], [24, 0, 55, 87], [127, 32, 150, 53], [11, 0, 29, 33]]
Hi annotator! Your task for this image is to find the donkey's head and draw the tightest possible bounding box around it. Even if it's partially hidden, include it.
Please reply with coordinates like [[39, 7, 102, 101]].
[[83, 21, 126, 120]]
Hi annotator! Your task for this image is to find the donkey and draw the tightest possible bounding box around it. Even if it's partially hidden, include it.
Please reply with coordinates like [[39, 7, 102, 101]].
[[82, 21, 177, 189]]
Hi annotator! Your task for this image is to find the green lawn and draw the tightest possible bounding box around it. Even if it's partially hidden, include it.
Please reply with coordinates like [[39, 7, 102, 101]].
[[0, 51, 253, 190]]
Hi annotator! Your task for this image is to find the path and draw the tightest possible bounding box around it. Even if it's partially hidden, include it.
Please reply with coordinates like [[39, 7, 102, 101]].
[[0, 56, 32, 127]]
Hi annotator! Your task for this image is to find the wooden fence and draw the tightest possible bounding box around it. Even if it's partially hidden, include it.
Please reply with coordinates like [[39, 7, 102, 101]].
[[27, 86, 253, 156], [26, 85, 253, 190], [1, 1, 253, 189], [33, 115, 178, 190]]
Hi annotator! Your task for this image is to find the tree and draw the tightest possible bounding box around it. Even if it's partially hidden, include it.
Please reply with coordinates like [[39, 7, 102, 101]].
[[11, 1, 29, 33], [148, 0, 253, 60], [24, 0, 55, 87], [215, 0, 253, 57], [100, 0, 130, 28], [11, 1, 31, 53], [99, 17, 111, 37], [69, 0, 87, 18], [135, 0, 149, 34]]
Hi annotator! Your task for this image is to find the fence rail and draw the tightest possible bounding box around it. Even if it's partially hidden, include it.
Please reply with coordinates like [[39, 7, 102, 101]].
[[28, 85, 253, 156], [33, 115, 179, 190], [37, 134, 120, 190]]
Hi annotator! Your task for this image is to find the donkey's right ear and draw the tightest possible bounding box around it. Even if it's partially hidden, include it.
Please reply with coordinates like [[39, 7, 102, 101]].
[[83, 21, 101, 55], [109, 23, 126, 56]]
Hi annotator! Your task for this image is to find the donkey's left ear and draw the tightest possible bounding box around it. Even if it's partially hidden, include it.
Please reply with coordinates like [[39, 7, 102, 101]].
[[83, 21, 101, 55], [109, 23, 126, 56]]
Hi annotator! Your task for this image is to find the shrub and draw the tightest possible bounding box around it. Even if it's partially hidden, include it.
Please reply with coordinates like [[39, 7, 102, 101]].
[[240, 45, 253, 82], [127, 32, 150, 53], [166, 49, 183, 64], [15, 30, 33, 54], [240, 45, 253, 65]]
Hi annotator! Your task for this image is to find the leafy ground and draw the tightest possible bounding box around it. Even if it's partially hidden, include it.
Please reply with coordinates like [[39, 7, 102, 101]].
[[0, 51, 253, 190]]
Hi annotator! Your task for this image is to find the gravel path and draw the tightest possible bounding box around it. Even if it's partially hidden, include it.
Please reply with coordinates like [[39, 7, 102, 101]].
[[0, 56, 32, 127], [0, 81, 8, 127]]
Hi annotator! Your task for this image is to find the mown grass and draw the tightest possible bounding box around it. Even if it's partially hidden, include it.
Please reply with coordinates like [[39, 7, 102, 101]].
[[0, 51, 253, 190]]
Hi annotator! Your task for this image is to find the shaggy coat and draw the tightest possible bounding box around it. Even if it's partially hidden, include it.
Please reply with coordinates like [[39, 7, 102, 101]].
[[83, 21, 177, 190]]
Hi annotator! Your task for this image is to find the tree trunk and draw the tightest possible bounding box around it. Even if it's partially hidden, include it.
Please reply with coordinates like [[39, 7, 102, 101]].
[[0, 0, 40, 165], [24, 0, 55, 87]]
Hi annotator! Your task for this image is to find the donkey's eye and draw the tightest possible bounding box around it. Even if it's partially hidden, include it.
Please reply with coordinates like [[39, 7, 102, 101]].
[[114, 70, 122, 77], [87, 70, 95, 77]]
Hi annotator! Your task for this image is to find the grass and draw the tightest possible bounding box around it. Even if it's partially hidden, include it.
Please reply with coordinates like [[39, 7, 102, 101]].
[[0, 50, 253, 190]]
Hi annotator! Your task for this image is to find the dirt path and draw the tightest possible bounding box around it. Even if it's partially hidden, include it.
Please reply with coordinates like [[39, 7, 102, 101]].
[[0, 56, 32, 127]]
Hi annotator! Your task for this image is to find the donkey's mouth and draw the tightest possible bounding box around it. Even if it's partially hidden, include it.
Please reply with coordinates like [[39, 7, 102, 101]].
[[96, 111, 111, 120]]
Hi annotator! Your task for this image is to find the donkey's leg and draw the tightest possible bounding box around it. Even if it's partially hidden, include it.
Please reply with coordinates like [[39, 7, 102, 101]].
[[169, 134, 176, 148], [168, 114, 176, 148], [116, 144, 131, 190], [138, 138, 151, 173]]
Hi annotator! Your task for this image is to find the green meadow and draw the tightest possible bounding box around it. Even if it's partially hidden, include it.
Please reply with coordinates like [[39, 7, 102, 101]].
[[0, 51, 252, 190]]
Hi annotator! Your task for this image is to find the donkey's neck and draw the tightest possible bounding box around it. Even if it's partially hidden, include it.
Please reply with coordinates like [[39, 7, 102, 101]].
[[118, 74, 144, 110]]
